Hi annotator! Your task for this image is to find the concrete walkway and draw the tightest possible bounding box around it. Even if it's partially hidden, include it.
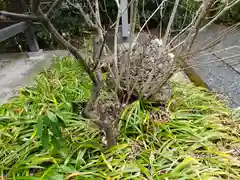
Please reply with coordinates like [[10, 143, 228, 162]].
[[188, 25, 240, 107], [0, 50, 69, 104]]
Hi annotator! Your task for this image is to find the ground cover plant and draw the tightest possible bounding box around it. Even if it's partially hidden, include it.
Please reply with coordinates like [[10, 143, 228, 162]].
[[0, 57, 239, 179], [2, 0, 240, 149]]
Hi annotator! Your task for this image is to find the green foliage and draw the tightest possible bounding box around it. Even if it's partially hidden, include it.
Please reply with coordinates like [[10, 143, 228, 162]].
[[0, 0, 9, 9], [0, 57, 240, 179], [37, 111, 66, 150], [215, 2, 240, 24]]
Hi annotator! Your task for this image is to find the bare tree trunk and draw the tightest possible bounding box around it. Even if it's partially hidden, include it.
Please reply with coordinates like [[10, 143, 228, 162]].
[[66, 0, 117, 148], [36, 8, 101, 124]]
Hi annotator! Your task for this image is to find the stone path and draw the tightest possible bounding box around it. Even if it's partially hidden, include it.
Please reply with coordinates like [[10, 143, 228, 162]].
[[0, 50, 69, 104]]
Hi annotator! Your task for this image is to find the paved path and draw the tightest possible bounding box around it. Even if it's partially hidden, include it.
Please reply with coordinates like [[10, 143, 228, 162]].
[[0, 50, 69, 104], [188, 25, 240, 107]]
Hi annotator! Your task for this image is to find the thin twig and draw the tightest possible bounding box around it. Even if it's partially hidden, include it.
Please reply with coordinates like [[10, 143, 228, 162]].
[[170, 0, 240, 52], [180, 54, 240, 71], [127, 0, 138, 94], [113, 0, 121, 104], [175, 23, 240, 59], [162, 0, 180, 46], [66, 0, 96, 28], [131, 0, 167, 48], [166, 3, 203, 49], [47, 0, 64, 18], [201, 0, 240, 32], [184, 0, 215, 53], [37, 9, 98, 84]]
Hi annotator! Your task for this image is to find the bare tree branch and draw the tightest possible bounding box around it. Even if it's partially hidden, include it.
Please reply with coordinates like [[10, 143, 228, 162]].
[[185, 0, 215, 52], [143, 0, 215, 97], [201, 0, 240, 32], [130, 0, 138, 36], [37, 9, 98, 84], [131, 0, 167, 48], [86, 0, 95, 15], [173, 0, 215, 54], [181, 53, 240, 71], [47, 0, 65, 18], [170, 0, 239, 52], [94, 0, 102, 30], [66, 0, 96, 28], [37, 8, 102, 133], [162, 0, 180, 46], [113, 0, 121, 104], [0, 11, 41, 21], [126, 0, 138, 102]]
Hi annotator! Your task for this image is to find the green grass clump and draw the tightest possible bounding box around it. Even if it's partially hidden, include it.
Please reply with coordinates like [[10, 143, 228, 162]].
[[0, 57, 239, 180]]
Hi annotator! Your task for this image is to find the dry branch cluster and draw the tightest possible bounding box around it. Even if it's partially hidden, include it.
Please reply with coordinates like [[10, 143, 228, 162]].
[[104, 36, 175, 105], [92, 35, 177, 147]]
